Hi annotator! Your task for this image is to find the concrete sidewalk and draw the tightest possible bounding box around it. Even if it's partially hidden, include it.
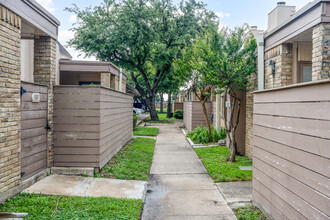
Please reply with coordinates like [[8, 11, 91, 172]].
[[23, 175, 147, 199], [142, 123, 237, 220]]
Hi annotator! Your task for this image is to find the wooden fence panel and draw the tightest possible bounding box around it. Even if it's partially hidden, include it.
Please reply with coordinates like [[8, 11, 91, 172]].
[[183, 102, 193, 131], [20, 82, 48, 181], [53, 86, 101, 167], [99, 87, 133, 168], [53, 86, 133, 169], [183, 101, 213, 132], [253, 80, 330, 220]]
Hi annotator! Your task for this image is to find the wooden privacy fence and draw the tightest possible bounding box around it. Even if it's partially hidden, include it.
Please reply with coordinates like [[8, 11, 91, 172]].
[[20, 81, 48, 181], [253, 80, 330, 220], [183, 101, 213, 132], [53, 86, 133, 169], [172, 102, 183, 112]]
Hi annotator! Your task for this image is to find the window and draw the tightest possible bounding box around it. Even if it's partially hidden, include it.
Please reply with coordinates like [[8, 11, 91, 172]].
[[79, 81, 100, 86], [298, 62, 312, 83]]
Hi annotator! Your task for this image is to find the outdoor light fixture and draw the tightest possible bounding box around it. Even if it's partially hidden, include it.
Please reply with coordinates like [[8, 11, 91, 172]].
[[268, 60, 275, 74]]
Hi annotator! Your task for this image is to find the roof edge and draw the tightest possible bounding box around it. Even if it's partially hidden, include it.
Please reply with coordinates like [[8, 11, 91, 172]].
[[265, 0, 328, 38]]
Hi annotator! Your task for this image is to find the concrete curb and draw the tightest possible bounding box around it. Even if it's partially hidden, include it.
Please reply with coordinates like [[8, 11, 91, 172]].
[[181, 129, 219, 149]]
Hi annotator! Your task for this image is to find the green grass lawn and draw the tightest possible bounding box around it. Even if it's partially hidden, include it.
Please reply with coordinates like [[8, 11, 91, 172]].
[[234, 205, 268, 220], [144, 113, 180, 124], [97, 137, 156, 181], [0, 193, 143, 220], [194, 147, 252, 182], [133, 127, 159, 136], [156, 108, 167, 113]]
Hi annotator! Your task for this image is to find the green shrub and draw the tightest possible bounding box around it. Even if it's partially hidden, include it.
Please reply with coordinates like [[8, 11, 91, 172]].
[[174, 110, 183, 119], [187, 125, 226, 144], [133, 113, 138, 129]]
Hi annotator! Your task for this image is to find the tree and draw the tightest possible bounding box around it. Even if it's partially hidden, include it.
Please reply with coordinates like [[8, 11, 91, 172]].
[[173, 43, 214, 135], [157, 69, 181, 118], [159, 93, 164, 113], [66, 0, 216, 120], [174, 25, 257, 162]]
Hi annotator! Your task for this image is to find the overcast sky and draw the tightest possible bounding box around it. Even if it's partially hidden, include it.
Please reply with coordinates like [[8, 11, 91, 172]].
[[36, 0, 313, 61]]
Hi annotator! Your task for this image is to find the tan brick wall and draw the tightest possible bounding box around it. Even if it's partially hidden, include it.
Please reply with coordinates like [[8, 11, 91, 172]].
[[110, 74, 119, 91], [312, 23, 330, 81], [264, 44, 293, 89], [0, 5, 22, 199], [101, 72, 111, 88], [245, 72, 257, 159], [34, 36, 56, 167], [122, 80, 126, 93]]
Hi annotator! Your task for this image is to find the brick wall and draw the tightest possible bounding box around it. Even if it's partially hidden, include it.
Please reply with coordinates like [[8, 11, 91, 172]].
[[110, 74, 119, 90], [0, 5, 22, 203], [312, 23, 330, 81], [264, 44, 293, 89], [122, 80, 126, 93], [101, 72, 111, 88], [245, 72, 257, 158], [34, 36, 57, 167]]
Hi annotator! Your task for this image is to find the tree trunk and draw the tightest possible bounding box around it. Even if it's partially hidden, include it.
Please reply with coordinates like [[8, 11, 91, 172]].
[[201, 99, 212, 135], [167, 92, 172, 118], [194, 90, 211, 136], [145, 95, 159, 121], [224, 89, 241, 163], [160, 93, 164, 113]]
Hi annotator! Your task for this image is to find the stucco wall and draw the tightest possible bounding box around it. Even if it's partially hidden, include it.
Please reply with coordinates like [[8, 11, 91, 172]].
[[20, 39, 34, 83]]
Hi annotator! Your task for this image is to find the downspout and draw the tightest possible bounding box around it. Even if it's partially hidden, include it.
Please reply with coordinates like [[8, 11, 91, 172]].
[[119, 68, 123, 92], [257, 34, 265, 90]]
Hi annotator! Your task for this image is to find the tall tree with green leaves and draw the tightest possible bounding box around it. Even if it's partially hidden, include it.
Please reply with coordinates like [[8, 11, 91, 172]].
[[157, 69, 181, 118], [173, 48, 213, 134], [174, 25, 257, 162], [66, 0, 216, 120]]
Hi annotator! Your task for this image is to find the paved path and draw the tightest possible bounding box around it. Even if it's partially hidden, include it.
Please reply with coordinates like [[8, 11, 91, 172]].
[[23, 175, 147, 199], [142, 123, 237, 220]]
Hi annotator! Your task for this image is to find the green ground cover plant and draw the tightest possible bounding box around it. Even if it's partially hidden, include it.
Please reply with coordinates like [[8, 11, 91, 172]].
[[98, 138, 155, 181], [194, 147, 252, 182], [133, 113, 138, 129], [156, 108, 167, 113], [134, 127, 159, 136], [144, 113, 179, 124], [234, 205, 267, 220], [174, 110, 183, 119], [187, 126, 226, 144], [0, 193, 143, 219]]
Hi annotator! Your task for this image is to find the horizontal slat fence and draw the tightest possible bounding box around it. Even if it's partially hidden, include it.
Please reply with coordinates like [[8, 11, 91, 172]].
[[20, 82, 48, 181], [253, 80, 330, 220], [173, 102, 183, 112], [53, 86, 133, 168], [183, 101, 213, 132]]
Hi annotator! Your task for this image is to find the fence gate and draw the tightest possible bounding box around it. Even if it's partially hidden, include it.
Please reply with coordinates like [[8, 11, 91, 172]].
[[20, 82, 48, 181]]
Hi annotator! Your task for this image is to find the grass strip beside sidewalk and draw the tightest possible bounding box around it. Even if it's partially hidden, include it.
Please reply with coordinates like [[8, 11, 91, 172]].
[[0, 193, 143, 220], [134, 127, 159, 136], [97, 137, 156, 181], [234, 205, 268, 220], [144, 113, 180, 124], [194, 147, 252, 182]]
